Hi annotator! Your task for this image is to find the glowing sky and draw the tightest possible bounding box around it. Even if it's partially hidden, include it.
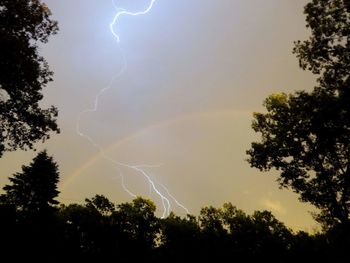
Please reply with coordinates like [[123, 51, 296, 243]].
[[0, 0, 319, 230]]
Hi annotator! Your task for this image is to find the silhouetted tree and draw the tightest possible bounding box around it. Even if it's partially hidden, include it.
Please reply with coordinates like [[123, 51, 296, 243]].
[[0, 200, 17, 261], [85, 194, 115, 216], [59, 203, 108, 259], [59, 197, 161, 261], [158, 212, 200, 261], [221, 202, 251, 235], [247, 0, 350, 228], [1, 150, 60, 215], [198, 206, 230, 261], [112, 197, 159, 249], [199, 206, 227, 237], [0, 0, 59, 157], [293, 0, 350, 94], [0, 150, 62, 262], [62, 195, 118, 259], [198, 203, 293, 262], [220, 202, 257, 255], [289, 231, 330, 263], [250, 210, 292, 257]]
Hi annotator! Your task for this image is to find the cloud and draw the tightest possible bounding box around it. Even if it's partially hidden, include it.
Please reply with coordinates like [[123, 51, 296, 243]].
[[261, 198, 287, 215]]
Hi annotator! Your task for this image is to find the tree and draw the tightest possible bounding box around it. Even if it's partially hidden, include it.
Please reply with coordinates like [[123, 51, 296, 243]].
[[112, 197, 159, 249], [250, 211, 292, 253], [158, 213, 200, 261], [0, 0, 59, 157], [197, 203, 292, 261], [293, 0, 350, 95], [1, 150, 60, 214], [198, 205, 237, 261], [247, 0, 350, 228], [59, 203, 108, 258], [199, 206, 226, 237], [85, 194, 115, 216], [221, 202, 251, 235]]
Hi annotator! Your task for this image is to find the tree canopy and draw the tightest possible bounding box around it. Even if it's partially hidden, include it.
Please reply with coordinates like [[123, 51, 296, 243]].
[[0, 0, 59, 157], [0, 153, 344, 262], [1, 150, 60, 214], [293, 0, 350, 94], [247, 0, 350, 228]]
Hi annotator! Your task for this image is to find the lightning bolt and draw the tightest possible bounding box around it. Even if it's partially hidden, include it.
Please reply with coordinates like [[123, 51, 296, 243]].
[[110, 0, 157, 43], [76, 0, 189, 218]]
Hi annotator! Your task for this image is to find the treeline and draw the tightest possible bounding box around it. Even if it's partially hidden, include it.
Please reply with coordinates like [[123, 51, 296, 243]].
[[0, 151, 348, 262], [1, 0, 350, 262]]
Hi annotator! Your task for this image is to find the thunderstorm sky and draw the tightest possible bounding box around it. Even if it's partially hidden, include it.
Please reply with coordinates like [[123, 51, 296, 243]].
[[0, 0, 319, 230]]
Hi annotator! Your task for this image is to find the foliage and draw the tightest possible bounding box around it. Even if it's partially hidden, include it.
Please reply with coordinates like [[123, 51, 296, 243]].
[[0, 176, 346, 263], [247, 91, 350, 226], [293, 0, 350, 94], [112, 197, 159, 249], [0, 0, 59, 157], [199, 206, 226, 236], [197, 203, 292, 261], [160, 212, 200, 246], [247, 0, 350, 227], [1, 150, 60, 215], [85, 194, 115, 216], [59, 202, 112, 258]]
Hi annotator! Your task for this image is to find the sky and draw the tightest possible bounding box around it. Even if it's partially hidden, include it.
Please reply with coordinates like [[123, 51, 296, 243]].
[[0, 0, 320, 231]]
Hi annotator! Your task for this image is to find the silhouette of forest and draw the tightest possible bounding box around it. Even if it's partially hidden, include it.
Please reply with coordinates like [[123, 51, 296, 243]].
[[1, 0, 350, 262], [0, 153, 348, 262]]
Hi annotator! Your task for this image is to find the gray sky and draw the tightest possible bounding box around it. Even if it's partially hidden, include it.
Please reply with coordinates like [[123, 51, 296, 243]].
[[0, 0, 320, 231]]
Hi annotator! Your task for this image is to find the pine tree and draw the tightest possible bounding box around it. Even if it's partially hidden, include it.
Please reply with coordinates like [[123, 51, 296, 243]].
[[2, 150, 60, 214]]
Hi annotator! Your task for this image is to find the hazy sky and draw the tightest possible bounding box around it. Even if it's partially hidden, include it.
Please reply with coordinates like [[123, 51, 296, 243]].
[[0, 0, 320, 231]]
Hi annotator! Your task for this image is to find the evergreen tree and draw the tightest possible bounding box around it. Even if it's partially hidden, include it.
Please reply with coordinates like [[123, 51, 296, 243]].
[[2, 150, 60, 214]]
